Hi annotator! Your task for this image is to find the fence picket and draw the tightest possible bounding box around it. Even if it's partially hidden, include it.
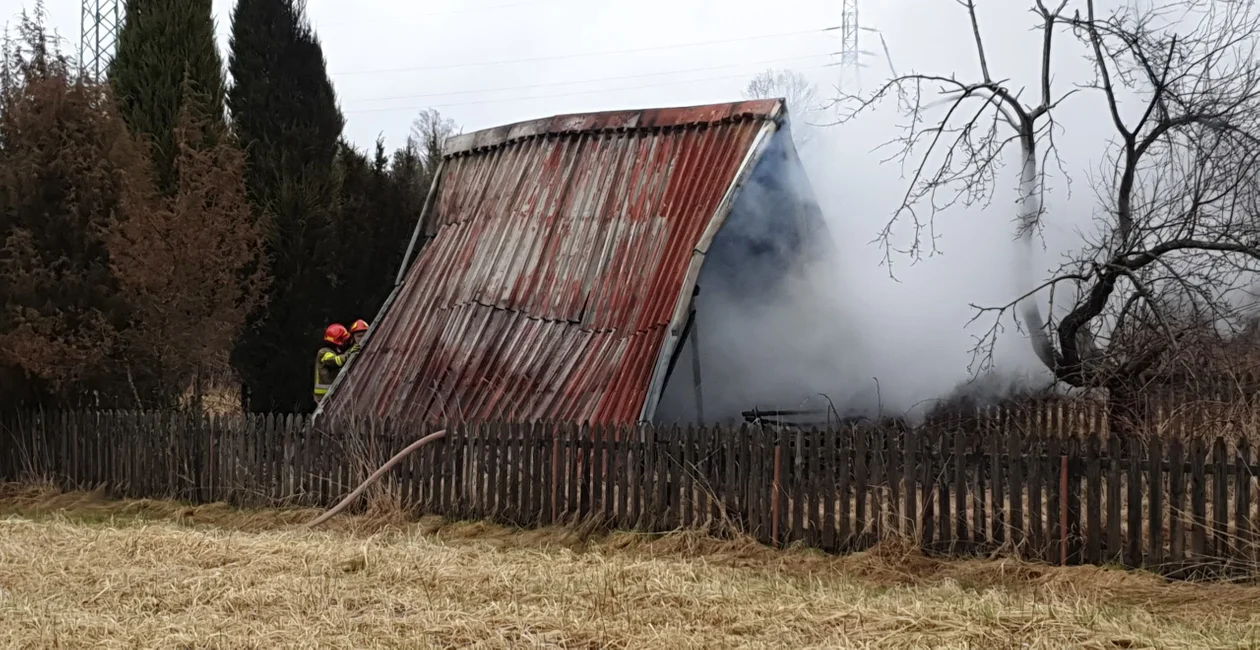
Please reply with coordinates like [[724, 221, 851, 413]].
[[921, 427, 936, 549], [1191, 437, 1208, 559], [3, 408, 1258, 575], [853, 427, 869, 548], [614, 425, 629, 528], [511, 423, 526, 526], [1148, 437, 1164, 569], [1212, 437, 1229, 561], [752, 428, 769, 543], [932, 426, 947, 551], [1236, 438, 1253, 565], [806, 427, 821, 548], [603, 424, 616, 525], [1007, 419, 1023, 550], [1084, 432, 1102, 565], [1047, 434, 1062, 562], [972, 423, 987, 551], [990, 410, 1005, 549], [628, 425, 642, 528], [1066, 435, 1083, 565], [903, 426, 917, 543], [953, 424, 969, 552], [523, 423, 537, 526], [791, 428, 804, 543], [640, 424, 655, 529], [508, 422, 522, 524], [828, 426, 843, 552], [1168, 435, 1186, 567], [1125, 435, 1142, 568], [822, 426, 838, 550], [1107, 434, 1123, 563], [655, 426, 672, 531], [869, 427, 885, 546]]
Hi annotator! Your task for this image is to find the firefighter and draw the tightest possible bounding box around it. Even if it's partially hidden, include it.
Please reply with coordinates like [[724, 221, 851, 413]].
[[350, 319, 370, 346], [314, 323, 358, 403]]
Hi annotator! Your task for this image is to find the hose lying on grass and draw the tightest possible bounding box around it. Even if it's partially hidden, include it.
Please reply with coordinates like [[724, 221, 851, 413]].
[[306, 429, 447, 528]]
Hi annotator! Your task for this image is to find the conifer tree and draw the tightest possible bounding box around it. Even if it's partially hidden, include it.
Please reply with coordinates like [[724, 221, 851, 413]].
[[106, 81, 270, 403], [228, 0, 345, 412], [0, 7, 153, 406], [109, 0, 226, 195]]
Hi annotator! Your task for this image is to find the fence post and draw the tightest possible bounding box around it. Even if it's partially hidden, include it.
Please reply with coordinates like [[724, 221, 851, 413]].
[[1060, 453, 1069, 566], [903, 426, 918, 543], [1236, 438, 1253, 566], [766, 433, 776, 546]]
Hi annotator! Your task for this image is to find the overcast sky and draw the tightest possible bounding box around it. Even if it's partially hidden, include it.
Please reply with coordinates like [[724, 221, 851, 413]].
[[15, 0, 1149, 411]]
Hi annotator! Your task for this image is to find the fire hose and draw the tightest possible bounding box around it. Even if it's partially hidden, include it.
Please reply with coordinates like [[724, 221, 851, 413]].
[[306, 429, 447, 528]]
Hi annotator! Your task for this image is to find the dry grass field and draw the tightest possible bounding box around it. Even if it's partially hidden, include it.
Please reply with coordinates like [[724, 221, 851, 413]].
[[1, 485, 1259, 649]]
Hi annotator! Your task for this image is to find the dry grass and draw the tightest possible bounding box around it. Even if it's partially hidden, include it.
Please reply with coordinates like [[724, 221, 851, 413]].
[[1, 484, 1259, 649]]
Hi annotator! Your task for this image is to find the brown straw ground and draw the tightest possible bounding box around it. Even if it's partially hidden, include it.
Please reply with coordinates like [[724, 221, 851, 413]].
[[1, 484, 1259, 649]]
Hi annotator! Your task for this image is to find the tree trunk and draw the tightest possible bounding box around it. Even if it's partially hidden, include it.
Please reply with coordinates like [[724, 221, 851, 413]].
[[1106, 380, 1145, 441]]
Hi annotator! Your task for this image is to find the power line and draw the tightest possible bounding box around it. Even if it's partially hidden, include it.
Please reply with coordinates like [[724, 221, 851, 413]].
[[343, 63, 832, 114], [342, 52, 838, 105], [331, 26, 839, 76], [318, 0, 557, 27]]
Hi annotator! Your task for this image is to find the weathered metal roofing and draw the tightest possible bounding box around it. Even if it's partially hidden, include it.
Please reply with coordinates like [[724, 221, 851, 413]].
[[321, 99, 785, 424]]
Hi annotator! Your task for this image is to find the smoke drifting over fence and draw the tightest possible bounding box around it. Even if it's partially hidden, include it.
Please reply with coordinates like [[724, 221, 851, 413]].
[[654, 109, 1053, 426]]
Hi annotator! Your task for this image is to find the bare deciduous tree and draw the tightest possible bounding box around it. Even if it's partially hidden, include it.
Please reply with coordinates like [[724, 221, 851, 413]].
[[744, 68, 819, 149], [408, 108, 460, 180], [840, 0, 1260, 408]]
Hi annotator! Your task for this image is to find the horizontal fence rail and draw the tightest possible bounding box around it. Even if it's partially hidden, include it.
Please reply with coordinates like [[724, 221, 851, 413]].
[[1, 408, 1258, 577]]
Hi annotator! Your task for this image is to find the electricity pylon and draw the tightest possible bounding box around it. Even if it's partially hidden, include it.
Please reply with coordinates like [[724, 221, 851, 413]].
[[834, 0, 897, 95], [79, 0, 124, 80], [839, 0, 861, 92]]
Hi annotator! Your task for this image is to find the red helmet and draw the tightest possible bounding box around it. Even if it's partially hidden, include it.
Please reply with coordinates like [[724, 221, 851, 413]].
[[350, 319, 370, 334], [324, 323, 350, 346]]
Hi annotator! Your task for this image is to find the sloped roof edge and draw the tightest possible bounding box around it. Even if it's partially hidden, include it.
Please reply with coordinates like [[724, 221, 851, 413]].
[[443, 99, 785, 156]]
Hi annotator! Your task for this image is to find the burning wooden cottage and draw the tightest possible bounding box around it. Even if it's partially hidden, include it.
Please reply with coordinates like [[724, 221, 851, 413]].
[[318, 99, 830, 425]]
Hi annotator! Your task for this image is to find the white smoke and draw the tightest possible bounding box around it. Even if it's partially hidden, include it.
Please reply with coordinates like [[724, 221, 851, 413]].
[[652, 103, 1056, 426]]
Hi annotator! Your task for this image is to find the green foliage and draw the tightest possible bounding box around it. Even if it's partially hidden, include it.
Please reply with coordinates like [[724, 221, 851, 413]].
[[228, 0, 343, 183], [1, 1, 451, 414], [227, 0, 345, 412], [0, 8, 265, 410], [328, 138, 425, 322], [110, 0, 226, 196]]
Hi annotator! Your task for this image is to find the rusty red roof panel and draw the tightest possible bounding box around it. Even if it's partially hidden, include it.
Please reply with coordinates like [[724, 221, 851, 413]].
[[322, 100, 782, 424]]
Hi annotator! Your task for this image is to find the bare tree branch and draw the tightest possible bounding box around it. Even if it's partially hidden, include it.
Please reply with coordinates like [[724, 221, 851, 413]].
[[839, 0, 1260, 397]]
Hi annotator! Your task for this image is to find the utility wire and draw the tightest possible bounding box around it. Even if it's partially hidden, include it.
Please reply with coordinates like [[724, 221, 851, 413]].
[[332, 26, 839, 76], [319, 0, 558, 27], [343, 63, 832, 114], [343, 52, 838, 105]]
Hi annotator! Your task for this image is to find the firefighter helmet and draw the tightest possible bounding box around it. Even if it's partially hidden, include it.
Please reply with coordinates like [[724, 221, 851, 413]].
[[324, 323, 351, 347], [350, 319, 370, 334]]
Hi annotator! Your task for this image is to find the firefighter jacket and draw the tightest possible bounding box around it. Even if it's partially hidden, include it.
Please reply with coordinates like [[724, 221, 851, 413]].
[[314, 345, 350, 402]]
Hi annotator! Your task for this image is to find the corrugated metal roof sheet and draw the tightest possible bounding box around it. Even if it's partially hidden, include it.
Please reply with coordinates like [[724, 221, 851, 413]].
[[321, 99, 784, 424]]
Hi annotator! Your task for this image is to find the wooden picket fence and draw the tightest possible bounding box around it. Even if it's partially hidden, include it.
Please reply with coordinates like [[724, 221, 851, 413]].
[[1, 408, 1258, 577]]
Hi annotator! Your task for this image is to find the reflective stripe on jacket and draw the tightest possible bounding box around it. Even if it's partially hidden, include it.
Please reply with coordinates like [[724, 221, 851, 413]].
[[314, 345, 348, 401]]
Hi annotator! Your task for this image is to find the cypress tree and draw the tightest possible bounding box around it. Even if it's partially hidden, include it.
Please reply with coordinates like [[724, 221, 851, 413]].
[[328, 141, 377, 322], [109, 0, 226, 195], [227, 0, 345, 412]]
